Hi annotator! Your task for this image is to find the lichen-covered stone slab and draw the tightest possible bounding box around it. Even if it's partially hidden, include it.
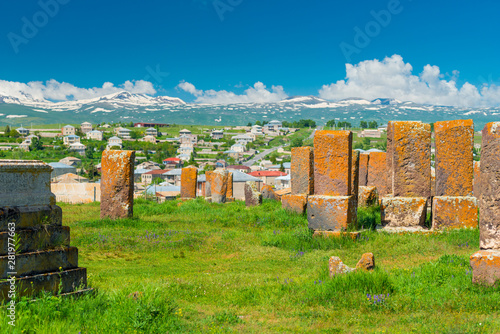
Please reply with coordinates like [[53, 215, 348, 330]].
[[356, 252, 375, 270], [101, 150, 135, 219], [380, 197, 427, 228], [313, 231, 360, 240], [261, 185, 279, 201], [0, 160, 56, 207], [211, 169, 229, 204], [205, 171, 213, 197], [281, 194, 308, 214], [392, 121, 431, 197], [359, 153, 370, 187], [244, 181, 262, 207], [386, 121, 394, 191], [435, 120, 474, 196], [313, 130, 352, 196], [329, 256, 355, 277], [351, 150, 360, 203], [479, 122, 500, 249], [227, 172, 233, 199], [473, 161, 481, 198], [307, 195, 356, 231], [180, 167, 198, 199], [470, 250, 500, 286], [367, 152, 388, 197], [432, 196, 478, 230], [358, 186, 379, 207], [291, 146, 314, 195]]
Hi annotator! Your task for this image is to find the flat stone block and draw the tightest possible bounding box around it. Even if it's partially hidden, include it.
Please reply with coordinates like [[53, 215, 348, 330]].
[[101, 150, 135, 219], [313, 230, 360, 240], [0, 267, 87, 301], [380, 197, 427, 228], [314, 130, 352, 196], [358, 186, 379, 207], [435, 119, 474, 196], [432, 196, 478, 230], [307, 195, 357, 231], [470, 250, 500, 286], [291, 146, 314, 195], [180, 167, 197, 199], [1, 247, 78, 279], [281, 194, 308, 214], [0, 225, 70, 256], [0, 160, 55, 207], [0, 205, 62, 232]]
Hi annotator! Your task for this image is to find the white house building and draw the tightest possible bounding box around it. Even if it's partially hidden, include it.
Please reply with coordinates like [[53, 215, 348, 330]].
[[69, 142, 86, 156], [211, 129, 224, 140], [86, 130, 103, 141], [63, 135, 80, 145], [107, 136, 123, 149], [62, 125, 76, 136], [81, 122, 92, 134]]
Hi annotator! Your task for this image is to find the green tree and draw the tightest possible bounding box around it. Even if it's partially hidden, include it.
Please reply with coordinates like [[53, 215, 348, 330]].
[[270, 155, 277, 164], [4, 125, 10, 136], [368, 121, 378, 129], [279, 161, 285, 172], [247, 122, 252, 126], [360, 121, 368, 129], [9, 129, 20, 138], [291, 137, 303, 148], [151, 177, 163, 185], [325, 120, 336, 128], [29, 137, 43, 151]]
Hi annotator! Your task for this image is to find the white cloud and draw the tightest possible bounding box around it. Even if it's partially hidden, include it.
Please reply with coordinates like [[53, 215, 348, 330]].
[[0, 79, 156, 102], [319, 54, 500, 107], [178, 81, 288, 104]]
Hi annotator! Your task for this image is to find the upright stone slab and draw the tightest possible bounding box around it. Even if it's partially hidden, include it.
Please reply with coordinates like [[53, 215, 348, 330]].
[[367, 152, 388, 197], [245, 181, 262, 207], [101, 150, 135, 219], [434, 120, 474, 196], [351, 150, 360, 203], [227, 172, 233, 199], [261, 185, 279, 201], [478, 122, 500, 250], [313, 130, 352, 196], [359, 153, 370, 187], [211, 169, 229, 204], [0, 160, 87, 301], [386, 121, 394, 192], [291, 146, 314, 195], [392, 121, 431, 198], [180, 167, 198, 199], [473, 161, 481, 198], [205, 171, 213, 197]]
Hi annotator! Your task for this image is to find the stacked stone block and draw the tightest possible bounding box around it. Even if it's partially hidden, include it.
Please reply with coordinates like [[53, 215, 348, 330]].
[[381, 121, 431, 229], [282, 147, 313, 214], [101, 150, 135, 219], [432, 119, 477, 230], [180, 166, 198, 199], [307, 131, 357, 231], [470, 122, 500, 285], [0, 160, 87, 300]]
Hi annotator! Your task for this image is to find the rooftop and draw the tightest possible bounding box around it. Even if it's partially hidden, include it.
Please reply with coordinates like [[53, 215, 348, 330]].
[[248, 171, 288, 177]]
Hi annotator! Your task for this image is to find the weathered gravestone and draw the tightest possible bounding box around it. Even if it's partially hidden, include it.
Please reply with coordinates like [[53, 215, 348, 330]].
[[180, 166, 198, 199], [470, 122, 500, 285], [244, 181, 262, 207], [358, 153, 370, 187], [101, 150, 135, 219], [261, 185, 279, 201], [351, 150, 360, 205], [367, 151, 388, 197], [282, 146, 314, 214], [211, 169, 229, 204], [0, 160, 88, 300]]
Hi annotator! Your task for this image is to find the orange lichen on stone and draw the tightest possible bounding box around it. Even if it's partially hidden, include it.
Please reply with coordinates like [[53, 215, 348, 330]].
[[205, 171, 213, 197], [180, 167, 198, 199], [291, 146, 314, 195], [392, 121, 431, 197], [307, 195, 357, 231], [434, 119, 474, 196], [356, 252, 375, 270], [313, 130, 352, 196], [358, 186, 379, 207], [211, 170, 229, 203], [386, 121, 394, 191], [432, 196, 478, 230], [470, 250, 500, 286], [261, 184, 279, 201], [359, 153, 370, 187], [281, 194, 308, 214], [101, 150, 135, 219], [479, 122, 500, 249], [313, 231, 359, 240], [351, 150, 360, 202], [227, 172, 233, 198], [473, 161, 481, 198], [380, 197, 427, 228], [431, 167, 436, 197], [367, 152, 388, 196]]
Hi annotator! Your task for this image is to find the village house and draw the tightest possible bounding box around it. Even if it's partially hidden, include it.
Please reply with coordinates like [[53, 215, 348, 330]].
[[265, 120, 282, 132], [163, 157, 183, 169], [63, 135, 80, 145], [137, 161, 160, 170], [250, 125, 263, 136], [18, 141, 31, 151], [53, 173, 89, 183], [59, 157, 82, 167], [115, 127, 132, 139], [107, 136, 123, 149], [268, 162, 291, 174], [81, 122, 93, 134], [142, 135, 157, 144], [145, 128, 158, 136], [69, 142, 86, 156], [211, 129, 224, 140], [358, 129, 382, 138], [230, 143, 246, 153], [248, 170, 288, 187], [197, 170, 262, 200], [62, 125, 76, 136], [163, 168, 182, 186], [231, 134, 254, 144], [86, 130, 103, 141], [226, 165, 251, 173], [179, 128, 192, 136], [141, 169, 171, 185], [16, 126, 30, 136]]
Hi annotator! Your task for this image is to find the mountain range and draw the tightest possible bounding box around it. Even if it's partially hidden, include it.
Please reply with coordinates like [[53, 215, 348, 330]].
[[0, 91, 499, 129]]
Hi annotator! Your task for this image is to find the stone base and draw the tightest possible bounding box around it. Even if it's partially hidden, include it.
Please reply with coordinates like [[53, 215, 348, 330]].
[[380, 197, 427, 228], [313, 230, 360, 240], [378, 226, 438, 234], [432, 196, 478, 230], [470, 250, 500, 286], [0, 205, 62, 231], [0, 225, 70, 255], [358, 186, 379, 207], [281, 194, 308, 214], [307, 195, 357, 231], [0, 267, 88, 300]]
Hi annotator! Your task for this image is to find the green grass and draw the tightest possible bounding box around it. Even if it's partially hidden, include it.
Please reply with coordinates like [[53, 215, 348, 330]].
[[2, 199, 499, 333]]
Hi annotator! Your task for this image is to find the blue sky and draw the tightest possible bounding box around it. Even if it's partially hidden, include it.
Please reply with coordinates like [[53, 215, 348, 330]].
[[1, 0, 500, 106]]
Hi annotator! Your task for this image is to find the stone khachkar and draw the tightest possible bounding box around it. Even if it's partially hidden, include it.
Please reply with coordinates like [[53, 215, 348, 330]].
[[307, 131, 357, 231], [367, 151, 388, 197], [180, 166, 198, 199], [282, 146, 313, 214], [351, 150, 360, 205], [204, 171, 213, 197], [381, 121, 431, 230], [470, 122, 500, 285], [358, 153, 370, 187], [261, 185, 279, 201], [101, 150, 135, 219], [432, 120, 477, 230], [0, 160, 88, 300], [211, 169, 230, 204], [244, 181, 262, 207]]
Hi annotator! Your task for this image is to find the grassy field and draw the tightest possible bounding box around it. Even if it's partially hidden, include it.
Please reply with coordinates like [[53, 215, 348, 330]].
[[2, 199, 500, 333]]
